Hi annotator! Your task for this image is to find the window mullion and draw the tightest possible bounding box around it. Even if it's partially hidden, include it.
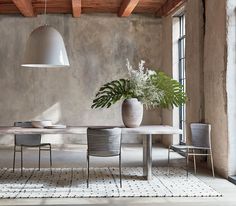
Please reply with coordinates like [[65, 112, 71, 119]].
[[178, 14, 186, 144]]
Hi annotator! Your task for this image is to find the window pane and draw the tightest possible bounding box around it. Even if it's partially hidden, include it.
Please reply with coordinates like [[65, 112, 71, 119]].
[[178, 14, 186, 144], [183, 15, 186, 35]]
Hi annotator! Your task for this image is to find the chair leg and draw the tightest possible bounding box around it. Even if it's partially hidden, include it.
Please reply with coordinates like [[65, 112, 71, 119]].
[[38, 146, 41, 171], [210, 149, 215, 177], [167, 146, 170, 175], [193, 150, 197, 174], [13, 146, 16, 173], [20, 146, 23, 176], [87, 154, 89, 188], [119, 154, 122, 188], [49, 145, 52, 175], [186, 151, 189, 177]]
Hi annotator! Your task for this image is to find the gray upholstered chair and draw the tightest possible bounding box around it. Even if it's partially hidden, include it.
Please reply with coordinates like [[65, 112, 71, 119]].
[[168, 123, 215, 177], [87, 127, 122, 188], [13, 121, 52, 175]]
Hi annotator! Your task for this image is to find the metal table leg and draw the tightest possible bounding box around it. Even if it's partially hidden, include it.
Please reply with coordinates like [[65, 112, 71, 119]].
[[143, 134, 152, 180]]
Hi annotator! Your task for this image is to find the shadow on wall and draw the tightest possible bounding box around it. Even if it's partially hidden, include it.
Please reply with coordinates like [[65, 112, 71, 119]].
[[33, 102, 64, 144]]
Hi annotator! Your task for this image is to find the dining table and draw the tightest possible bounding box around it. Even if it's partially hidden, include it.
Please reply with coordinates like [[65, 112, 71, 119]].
[[0, 125, 182, 180]]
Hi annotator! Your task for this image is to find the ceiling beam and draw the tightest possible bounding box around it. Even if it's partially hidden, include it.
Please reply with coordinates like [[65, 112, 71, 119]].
[[118, 0, 139, 17], [156, 0, 186, 17], [12, 0, 35, 17], [72, 0, 81, 17]]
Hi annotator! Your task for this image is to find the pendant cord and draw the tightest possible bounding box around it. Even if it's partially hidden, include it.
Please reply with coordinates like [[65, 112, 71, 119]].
[[44, 0, 47, 25]]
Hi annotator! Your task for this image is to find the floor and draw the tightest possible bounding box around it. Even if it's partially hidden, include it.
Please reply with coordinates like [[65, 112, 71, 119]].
[[0, 144, 235, 206]]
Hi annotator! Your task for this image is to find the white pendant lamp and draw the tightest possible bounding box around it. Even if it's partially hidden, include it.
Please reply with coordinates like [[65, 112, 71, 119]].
[[21, 0, 69, 68]]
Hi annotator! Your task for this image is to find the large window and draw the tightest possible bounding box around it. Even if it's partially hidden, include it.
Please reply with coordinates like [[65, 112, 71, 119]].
[[178, 14, 186, 144]]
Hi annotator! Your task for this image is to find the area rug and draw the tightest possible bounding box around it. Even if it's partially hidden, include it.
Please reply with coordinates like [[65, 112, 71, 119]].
[[0, 167, 221, 198]]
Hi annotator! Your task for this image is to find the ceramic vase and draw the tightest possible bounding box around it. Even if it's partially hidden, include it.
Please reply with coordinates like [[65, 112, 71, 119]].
[[122, 98, 143, 128]]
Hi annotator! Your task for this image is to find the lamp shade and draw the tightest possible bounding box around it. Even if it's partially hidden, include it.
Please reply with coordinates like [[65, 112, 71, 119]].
[[21, 25, 69, 68]]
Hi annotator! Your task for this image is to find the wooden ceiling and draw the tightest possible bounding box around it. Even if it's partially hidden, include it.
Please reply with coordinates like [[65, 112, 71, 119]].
[[0, 0, 185, 17]]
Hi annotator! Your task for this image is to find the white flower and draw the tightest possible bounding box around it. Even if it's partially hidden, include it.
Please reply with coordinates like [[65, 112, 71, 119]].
[[147, 70, 156, 76], [126, 58, 133, 75], [125, 59, 163, 108], [139, 60, 145, 72]]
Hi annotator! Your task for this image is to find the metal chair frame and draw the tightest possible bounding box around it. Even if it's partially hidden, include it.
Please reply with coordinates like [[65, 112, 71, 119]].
[[168, 123, 215, 177], [13, 121, 52, 175], [87, 127, 122, 188]]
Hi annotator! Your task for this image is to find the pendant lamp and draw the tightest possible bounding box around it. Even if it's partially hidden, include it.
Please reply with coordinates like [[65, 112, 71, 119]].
[[21, 0, 69, 68]]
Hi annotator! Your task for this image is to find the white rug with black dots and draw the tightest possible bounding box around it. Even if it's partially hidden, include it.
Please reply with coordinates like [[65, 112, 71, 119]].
[[0, 167, 221, 198]]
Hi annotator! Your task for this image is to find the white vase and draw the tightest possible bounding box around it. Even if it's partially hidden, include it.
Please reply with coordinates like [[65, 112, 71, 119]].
[[122, 98, 143, 128]]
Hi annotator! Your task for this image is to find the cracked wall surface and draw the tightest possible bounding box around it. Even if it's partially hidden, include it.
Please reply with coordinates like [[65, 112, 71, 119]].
[[203, 0, 228, 177]]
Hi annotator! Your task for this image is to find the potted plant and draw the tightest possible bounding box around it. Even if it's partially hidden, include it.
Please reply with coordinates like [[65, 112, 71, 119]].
[[92, 59, 187, 128]]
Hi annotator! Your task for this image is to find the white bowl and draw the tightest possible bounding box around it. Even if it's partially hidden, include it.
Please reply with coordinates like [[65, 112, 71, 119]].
[[45, 125, 67, 129], [32, 120, 52, 128]]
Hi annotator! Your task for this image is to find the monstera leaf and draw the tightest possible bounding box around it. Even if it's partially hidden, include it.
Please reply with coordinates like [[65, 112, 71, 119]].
[[92, 79, 131, 109], [150, 72, 187, 109], [92, 71, 187, 109]]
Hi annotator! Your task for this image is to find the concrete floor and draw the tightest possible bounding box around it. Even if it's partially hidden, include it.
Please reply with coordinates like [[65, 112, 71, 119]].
[[0, 144, 236, 206]]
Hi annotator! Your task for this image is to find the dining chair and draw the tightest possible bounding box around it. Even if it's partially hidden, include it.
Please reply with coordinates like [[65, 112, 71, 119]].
[[13, 121, 52, 175], [168, 123, 215, 177], [87, 127, 122, 188]]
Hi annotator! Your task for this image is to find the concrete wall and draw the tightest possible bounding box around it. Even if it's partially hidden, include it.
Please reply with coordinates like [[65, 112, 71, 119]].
[[0, 14, 162, 144], [162, 0, 230, 177], [185, 0, 229, 177], [161, 14, 180, 146], [203, 0, 228, 177], [185, 0, 204, 140], [226, 0, 236, 176], [161, 15, 174, 146]]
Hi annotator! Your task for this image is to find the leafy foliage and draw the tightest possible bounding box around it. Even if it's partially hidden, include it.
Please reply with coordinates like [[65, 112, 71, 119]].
[[92, 60, 187, 109], [150, 72, 187, 109], [91, 79, 131, 108]]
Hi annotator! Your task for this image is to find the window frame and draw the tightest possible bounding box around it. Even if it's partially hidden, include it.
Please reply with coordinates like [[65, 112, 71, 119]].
[[178, 14, 186, 145]]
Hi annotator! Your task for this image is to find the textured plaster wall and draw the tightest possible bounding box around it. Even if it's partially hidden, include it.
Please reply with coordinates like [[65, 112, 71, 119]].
[[161, 15, 174, 146], [226, 0, 236, 176], [185, 0, 204, 140], [161, 15, 179, 146], [0, 14, 162, 144], [203, 0, 228, 177], [161, 0, 229, 177], [186, 0, 229, 177]]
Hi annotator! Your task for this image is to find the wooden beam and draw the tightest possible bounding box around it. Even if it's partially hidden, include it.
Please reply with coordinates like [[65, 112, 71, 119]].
[[12, 0, 35, 17], [118, 0, 139, 17], [156, 0, 186, 17], [72, 0, 81, 17]]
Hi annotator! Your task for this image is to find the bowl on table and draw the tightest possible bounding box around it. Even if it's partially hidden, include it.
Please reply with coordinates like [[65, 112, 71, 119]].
[[31, 120, 52, 128], [45, 124, 67, 129]]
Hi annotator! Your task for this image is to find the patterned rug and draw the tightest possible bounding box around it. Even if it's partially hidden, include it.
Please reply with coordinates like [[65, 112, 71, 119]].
[[0, 167, 221, 198]]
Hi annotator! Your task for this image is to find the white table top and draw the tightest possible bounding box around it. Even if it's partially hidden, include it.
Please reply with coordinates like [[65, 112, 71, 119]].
[[0, 125, 182, 135]]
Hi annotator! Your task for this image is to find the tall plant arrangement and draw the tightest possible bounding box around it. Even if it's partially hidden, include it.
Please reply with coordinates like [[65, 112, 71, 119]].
[[92, 59, 187, 109]]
